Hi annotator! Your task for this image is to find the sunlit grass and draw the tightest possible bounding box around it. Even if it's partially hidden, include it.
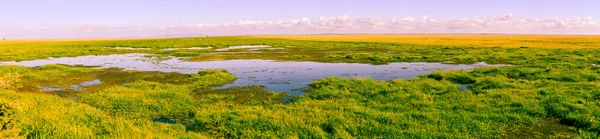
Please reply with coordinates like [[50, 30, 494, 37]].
[[0, 90, 207, 138], [1, 35, 600, 138], [254, 34, 600, 48]]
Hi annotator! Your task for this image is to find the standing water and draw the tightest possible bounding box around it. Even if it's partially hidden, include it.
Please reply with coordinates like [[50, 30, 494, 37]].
[[1, 54, 501, 95]]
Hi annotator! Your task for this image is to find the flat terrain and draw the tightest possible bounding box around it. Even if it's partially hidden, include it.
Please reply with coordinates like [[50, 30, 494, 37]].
[[257, 34, 600, 48], [1, 35, 600, 138]]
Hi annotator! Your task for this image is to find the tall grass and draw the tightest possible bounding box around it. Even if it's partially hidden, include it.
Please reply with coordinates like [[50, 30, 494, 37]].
[[0, 73, 22, 90], [0, 90, 207, 138]]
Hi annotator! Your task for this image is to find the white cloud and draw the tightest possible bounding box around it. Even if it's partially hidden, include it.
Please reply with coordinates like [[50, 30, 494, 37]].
[[4, 14, 600, 38]]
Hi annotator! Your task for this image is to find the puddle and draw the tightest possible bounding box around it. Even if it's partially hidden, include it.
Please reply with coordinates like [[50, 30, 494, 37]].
[[41, 87, 66, 92], [152, 118, 181, 124], [40, 79, 103, 92], [71, 79, 103, 90], [456, 84, 470, 92], [161, 47, 212, 51], [1, 54, 502, 95], [107, 47, 152, 50], [283, 97, 294, 104], [80, 79, 102, 86], [248, 48, 285, 51], [214, 45, 273, 51]]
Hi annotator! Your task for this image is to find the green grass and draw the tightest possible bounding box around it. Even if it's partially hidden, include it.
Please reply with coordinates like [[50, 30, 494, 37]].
[[2, 36, 599, 65], [1, 36, 600, 138], [0, 90, 207, 138]]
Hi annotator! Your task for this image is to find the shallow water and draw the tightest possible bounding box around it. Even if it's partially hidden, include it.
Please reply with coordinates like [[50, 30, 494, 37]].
[[1, 54, 501, 95], [457, 84, 470, 92], [214, 45, 272, 51], [40, 79, 103, 91], [71, 79, 103, 90], [107, 47, 152, 50], [161, 47, 213, 51], [152, 118, 180, 124]]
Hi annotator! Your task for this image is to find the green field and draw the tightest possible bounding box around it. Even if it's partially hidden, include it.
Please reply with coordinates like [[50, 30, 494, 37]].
[[1, 35, 600, 138]]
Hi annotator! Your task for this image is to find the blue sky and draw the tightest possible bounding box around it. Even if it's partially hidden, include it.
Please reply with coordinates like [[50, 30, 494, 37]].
[[1, 0, 599, 38]]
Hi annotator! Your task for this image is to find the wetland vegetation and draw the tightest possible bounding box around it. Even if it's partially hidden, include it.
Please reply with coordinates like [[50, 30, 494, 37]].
[[1, 35, 600, 138]]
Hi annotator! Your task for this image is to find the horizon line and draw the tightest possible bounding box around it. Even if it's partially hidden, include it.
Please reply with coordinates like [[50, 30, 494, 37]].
[[3, 33, 600, 40]]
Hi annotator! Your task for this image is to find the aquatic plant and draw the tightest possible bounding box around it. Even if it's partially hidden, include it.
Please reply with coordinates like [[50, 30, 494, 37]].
[[1, 35, 600, 138], [189, 69, 237, 89]]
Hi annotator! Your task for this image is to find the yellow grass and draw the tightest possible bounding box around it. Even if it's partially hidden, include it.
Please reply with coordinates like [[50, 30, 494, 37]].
[[253, 34, 600, 48]]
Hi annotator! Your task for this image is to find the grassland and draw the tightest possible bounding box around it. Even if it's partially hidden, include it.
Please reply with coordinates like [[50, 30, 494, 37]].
[[256, 34, 600, 48], [1, 35, 600, 138]]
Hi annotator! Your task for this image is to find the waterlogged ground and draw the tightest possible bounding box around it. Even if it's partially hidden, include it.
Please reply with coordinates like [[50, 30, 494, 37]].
[[2, 36, 600, 138], [0, 54, 500, 95]]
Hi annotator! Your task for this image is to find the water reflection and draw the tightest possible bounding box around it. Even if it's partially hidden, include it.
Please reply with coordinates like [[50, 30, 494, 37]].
[[2, 54, 502, 95]]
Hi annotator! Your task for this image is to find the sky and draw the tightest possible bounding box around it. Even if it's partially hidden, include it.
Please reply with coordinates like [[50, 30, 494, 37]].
[[1, 0, 599, 38]]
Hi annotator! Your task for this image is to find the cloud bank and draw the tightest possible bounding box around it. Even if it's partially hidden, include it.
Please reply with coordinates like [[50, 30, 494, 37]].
[[2, 14, 599, 38]]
